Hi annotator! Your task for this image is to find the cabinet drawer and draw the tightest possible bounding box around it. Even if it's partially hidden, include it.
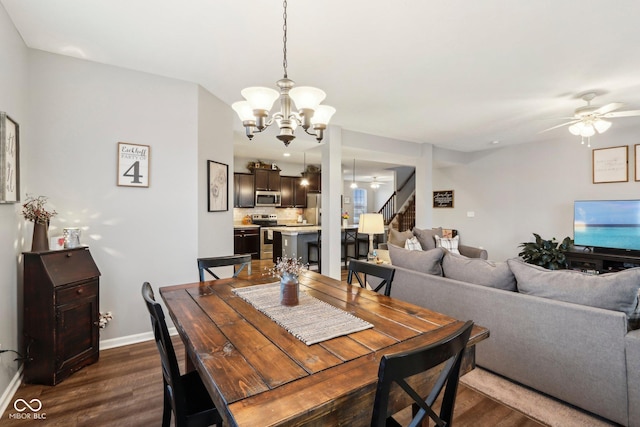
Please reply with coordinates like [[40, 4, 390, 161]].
[[56, 281, 98, 306], [41, 249, 101, 286]]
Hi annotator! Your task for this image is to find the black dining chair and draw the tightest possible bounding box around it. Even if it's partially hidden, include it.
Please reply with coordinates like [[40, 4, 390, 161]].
[[307, 230, 322, 271], [342, 228, 358, 268], [347, 259, 396, 296], [141, 282, 223, 427], [370, 320, 474, 427], [197, 254, 252, 281]]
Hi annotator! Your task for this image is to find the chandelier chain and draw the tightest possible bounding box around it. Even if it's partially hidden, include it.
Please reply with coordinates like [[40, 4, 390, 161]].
[[282, 0, 288, 78]]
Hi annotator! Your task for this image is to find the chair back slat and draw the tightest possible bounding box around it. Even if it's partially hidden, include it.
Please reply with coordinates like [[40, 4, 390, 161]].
[[197, 254, 252, 281], [347, 259, 396, 296]]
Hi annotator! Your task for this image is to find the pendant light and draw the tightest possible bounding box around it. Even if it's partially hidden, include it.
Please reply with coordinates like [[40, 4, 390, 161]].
[[300, 152, 309, 186], [350, 158, 358, 189]]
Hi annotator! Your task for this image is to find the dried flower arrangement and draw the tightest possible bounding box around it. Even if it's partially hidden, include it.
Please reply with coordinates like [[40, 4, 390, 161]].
[[266, 256, 308, 278], [21, 195, 57, 224]]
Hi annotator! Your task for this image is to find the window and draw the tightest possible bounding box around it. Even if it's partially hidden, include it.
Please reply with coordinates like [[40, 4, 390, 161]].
[[352, 188, 367, 224]]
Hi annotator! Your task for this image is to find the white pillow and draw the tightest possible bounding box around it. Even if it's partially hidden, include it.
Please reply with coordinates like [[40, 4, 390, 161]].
[[404, 236, 423, 251], [434, 235, 460, 255]]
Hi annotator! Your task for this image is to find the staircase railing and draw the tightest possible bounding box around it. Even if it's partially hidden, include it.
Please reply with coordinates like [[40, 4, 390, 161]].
[[395, 197, 415, 231], [378, 170, 415, 225]]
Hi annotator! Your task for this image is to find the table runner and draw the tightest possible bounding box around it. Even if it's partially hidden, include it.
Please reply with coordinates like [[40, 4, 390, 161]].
[[233, 282, 373, 345]]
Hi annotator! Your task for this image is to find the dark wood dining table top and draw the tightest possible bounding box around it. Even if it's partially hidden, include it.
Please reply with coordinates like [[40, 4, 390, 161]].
[[160, 270, 489, 427]]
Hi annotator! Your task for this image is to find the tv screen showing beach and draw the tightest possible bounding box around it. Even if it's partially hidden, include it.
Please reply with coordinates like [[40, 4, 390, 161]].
[[574, 200, 640, 251]]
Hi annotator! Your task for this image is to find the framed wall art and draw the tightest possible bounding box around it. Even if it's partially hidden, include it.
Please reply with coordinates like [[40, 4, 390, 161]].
[[117, 142, 150, 187], [0, 112, 20, 203], [207, 160, 228, 212], [592, 145, 628, 184], [635, 144, 640, 182], [433, 190, 454, 208]]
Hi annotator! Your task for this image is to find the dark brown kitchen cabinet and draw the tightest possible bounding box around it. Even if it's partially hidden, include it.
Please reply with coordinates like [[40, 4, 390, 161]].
[[234, 172, 255, 207], [306, 172, 321, 193], [23, 247, 101, 385], [234, 227, 260, 259], [254, 169, 281, 191], [280, 176, 307, 207]]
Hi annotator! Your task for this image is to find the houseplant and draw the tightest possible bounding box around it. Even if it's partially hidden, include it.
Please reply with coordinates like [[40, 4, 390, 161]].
[[22, 195, 57, 251], [518, 233, 573, 270]]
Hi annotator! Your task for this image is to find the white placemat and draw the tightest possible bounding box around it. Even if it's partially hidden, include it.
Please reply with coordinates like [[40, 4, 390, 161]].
[[233, 282, 373, 345]]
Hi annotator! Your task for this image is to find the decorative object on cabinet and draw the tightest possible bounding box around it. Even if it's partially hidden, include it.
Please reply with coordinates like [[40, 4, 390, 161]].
[[117, 142, 150, 187], [207, 160, 228, 212], [592, 145, 628, 183], [22, 194, 58, 252], [23, 247, 101, 385], [231, 0, 335, 146], [63, 227, 81, 248], [0, 111, 19, 203], [433, 190, 454, 208]]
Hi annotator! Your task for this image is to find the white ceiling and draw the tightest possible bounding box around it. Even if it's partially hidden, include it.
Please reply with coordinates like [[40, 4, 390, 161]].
[[5, 0, 640, 181]]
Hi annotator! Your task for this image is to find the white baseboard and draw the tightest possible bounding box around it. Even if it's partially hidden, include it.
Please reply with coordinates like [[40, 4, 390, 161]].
[[0, 367, 23, 420], [99, 327, 177, 350]]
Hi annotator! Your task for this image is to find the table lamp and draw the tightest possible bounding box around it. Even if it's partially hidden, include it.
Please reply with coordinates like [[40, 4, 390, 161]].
[[358, 213, 385, 260]]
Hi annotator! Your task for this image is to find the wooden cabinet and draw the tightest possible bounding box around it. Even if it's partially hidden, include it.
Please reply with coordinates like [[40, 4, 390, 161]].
[[234, 227, 260, 259], [306, 172, 321, 193], [23, 247, 101, 385], [565, 249, 640, 274], [254, 169, 281, 191], [280, 176, 307, 208], [234, 173, 255, 208]]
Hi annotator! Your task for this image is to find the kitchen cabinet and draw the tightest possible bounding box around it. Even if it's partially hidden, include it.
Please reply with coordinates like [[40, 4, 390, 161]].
[[234, 173, 255, 208], [254, 169, 281, 192], [306, 172, 321, 193], [234, 227, 260, 259], [23, 247, 101, 385], [280, 176, 307, 208]]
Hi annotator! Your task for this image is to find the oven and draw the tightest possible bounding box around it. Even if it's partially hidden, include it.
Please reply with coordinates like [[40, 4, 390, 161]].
[[252, 214, 278, 259]]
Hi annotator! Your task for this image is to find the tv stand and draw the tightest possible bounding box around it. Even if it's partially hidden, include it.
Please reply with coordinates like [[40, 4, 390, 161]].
[[565, 248, 640, 274]]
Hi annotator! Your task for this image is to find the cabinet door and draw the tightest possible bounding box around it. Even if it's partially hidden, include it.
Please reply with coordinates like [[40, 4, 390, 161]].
[[306, 172, 321, 193], [294, 177, 308, 207], [234, 173, 254, 207], [254, 169, 270, 191], [267, 170, 281, 191], [280, 176, 294, 207]]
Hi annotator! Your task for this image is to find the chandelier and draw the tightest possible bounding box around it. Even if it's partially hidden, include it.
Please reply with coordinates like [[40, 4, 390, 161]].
[[232, 0, 335, 147]]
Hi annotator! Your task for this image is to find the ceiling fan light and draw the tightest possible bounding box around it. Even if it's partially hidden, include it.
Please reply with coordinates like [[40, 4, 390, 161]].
[[593, 119, 612, 134], [289, 86, 326, 111], [580, 124, 595, 137], [241, 87, 280, 112]]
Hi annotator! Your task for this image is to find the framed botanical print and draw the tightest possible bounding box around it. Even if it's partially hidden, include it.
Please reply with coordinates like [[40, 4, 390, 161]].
[[592, 145, 628, 184], [117, 142, 150, 187], [207, 160, 228, 212], [0, 112, 20, 203]]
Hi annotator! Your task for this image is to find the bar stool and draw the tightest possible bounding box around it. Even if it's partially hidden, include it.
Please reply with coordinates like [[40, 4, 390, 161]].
[[307, 230, 321, 271], [342, 228, 358, 268]]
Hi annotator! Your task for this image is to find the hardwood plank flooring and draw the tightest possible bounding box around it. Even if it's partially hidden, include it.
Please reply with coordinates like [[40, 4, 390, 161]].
[[1, 260, 542, 427]]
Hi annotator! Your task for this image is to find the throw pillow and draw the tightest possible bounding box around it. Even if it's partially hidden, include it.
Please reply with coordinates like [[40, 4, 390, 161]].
[[388, 244, 444, 276], [412, 227, 442, 251], [388, 228, 414, 248], [434, 235, 461, 255], [404, 236, 423, 251], [442, 252, 516, 291], [508, 258, 640, 321]]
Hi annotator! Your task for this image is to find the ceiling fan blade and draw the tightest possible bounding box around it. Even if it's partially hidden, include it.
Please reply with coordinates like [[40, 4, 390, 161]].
[[539, 120, 580, 133], [593, 102, 623, 115], [603, 110, 640, 118]]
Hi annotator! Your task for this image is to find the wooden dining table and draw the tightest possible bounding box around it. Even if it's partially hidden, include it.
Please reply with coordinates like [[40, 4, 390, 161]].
[[160, 270, 489, 427]]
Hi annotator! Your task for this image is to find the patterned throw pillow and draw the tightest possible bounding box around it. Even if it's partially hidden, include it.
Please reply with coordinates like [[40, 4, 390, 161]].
[[404, 236, 423, 251], [434, 235, 461, 255]]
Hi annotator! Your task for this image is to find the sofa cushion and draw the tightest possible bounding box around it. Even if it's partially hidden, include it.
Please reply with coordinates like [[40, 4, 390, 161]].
[[404, 236, 423, 251], [412, 227, 442, 251], [508, 258, 640, 318], [388, 244, 444, 276], [434, 235, 461, 255], [388, 228, 414, 248], [442, 252, 516, 291]]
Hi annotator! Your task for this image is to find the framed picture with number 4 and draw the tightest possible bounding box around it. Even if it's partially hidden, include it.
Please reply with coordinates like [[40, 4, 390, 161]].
[[117, 142, 150, 187]]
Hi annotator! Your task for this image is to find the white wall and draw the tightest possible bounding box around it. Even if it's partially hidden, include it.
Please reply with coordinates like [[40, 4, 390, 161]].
[[433, 131, 640, 261], [0, 2, 28, 409]]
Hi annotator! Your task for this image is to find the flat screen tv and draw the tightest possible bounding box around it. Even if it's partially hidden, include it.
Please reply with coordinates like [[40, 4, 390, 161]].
[[574, 200, 640, 252]]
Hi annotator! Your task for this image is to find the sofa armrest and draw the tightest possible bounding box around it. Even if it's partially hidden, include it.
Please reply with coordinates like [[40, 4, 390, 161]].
[[459, 244, 488, 259], [627, 329, 640, 427]]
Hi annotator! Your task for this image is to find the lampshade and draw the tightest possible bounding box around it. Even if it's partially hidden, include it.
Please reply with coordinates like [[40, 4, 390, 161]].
[[289, 86, 326, 111], [241, 87, 280, 112], [580, 124, 596, 137], [231, 101, 255, 122], [593, 118, 612, 134], [310, 105, 337, 126], [358, 213, 385, 235]]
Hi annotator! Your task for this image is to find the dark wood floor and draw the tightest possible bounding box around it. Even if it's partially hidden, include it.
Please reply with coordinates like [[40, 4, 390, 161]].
[[1, 260, 542, 427]]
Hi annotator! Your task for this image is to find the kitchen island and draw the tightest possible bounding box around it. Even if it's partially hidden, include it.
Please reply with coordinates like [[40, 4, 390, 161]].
[[271, 224, 362, 265]]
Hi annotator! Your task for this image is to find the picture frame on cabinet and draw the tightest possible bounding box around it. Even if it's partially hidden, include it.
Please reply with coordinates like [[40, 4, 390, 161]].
[[592, 145, 628, 184], [208, 160, 228, 212], [0, 112, 20, 203], [117, 142, 150, 187]]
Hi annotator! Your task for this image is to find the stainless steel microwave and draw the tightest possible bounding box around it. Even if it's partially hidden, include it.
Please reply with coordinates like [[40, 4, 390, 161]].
[[255, 191, 281, 207]]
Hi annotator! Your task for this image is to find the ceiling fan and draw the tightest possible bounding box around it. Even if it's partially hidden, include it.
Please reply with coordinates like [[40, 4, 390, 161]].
[[541, 92, 640, 144]]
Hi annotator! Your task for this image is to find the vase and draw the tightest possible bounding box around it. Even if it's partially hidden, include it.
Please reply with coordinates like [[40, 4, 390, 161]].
[[343, 219, 348, 227], [31, 221, 50, 252], [280, 273, 299, 306]]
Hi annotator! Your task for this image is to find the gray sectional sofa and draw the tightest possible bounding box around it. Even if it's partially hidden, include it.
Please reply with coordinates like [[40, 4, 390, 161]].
[[387, 244, 640, 426]]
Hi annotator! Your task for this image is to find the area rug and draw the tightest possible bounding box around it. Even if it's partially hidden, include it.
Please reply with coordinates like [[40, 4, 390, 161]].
[[460, 368, 616, 426], [233, 282, 373, 345]]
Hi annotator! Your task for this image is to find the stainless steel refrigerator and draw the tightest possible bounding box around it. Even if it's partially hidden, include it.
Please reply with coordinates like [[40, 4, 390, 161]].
[[305, 193, 321, 225]]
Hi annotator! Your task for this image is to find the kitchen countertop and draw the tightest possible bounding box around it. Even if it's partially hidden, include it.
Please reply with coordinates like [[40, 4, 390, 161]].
[[233, 224, 260, 229], [268, 224, 359, 235]]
